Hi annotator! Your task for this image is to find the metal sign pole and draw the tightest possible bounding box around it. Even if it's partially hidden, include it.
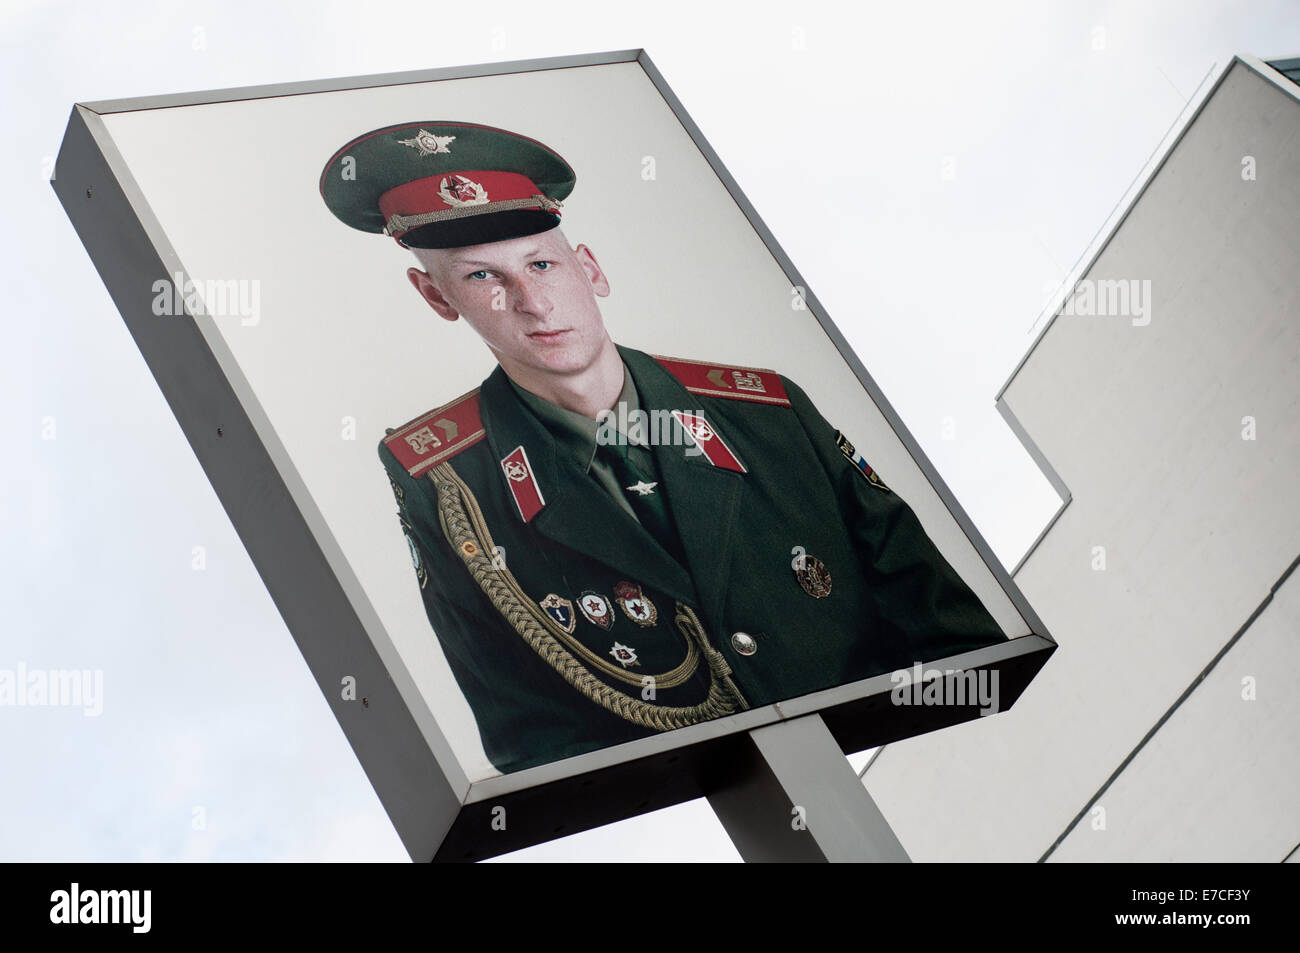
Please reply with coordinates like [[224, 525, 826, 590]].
[[706, 714, 911, 863]]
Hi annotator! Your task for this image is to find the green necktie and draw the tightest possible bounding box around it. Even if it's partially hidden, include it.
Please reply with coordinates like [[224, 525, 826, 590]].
[[596, 440, 687, 565]]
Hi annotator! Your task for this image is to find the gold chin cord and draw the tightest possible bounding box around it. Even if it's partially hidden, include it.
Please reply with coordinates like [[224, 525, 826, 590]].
[[430, 461, 749, 731]]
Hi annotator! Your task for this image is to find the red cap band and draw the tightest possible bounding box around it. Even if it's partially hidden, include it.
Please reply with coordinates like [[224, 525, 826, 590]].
[[378, 170, 545, 239]]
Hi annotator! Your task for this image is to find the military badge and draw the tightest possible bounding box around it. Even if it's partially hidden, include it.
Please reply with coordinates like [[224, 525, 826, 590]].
[[396, 129, 455, 156], [438, 174, 489, 207], [670, 410, 746, 473], [578, 591, 614, 630], [835, 431, 890, 492], [613, 581, 658, 627], [500, 445, 545, 521], [609, 642, 639, 668], [539, 593, 576, 634], [793, 552, 833, 599], [683, 417, 713, 442]]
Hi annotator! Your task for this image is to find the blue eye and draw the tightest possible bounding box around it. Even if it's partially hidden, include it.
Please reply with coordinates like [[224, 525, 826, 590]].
[[532, 261, 553, 271], [468, 270, 491, 280]]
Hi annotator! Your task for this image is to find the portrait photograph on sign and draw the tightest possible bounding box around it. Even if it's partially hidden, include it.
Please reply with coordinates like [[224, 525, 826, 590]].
[[92, 57, 1037, 784]]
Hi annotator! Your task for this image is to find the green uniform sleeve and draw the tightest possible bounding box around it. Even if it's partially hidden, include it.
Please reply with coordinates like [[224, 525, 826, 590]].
[[781, 376, 1007, 662], [375, 441, 526, 770]]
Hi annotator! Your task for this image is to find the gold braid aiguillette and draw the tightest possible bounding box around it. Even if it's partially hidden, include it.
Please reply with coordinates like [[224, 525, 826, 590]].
[[430, 461, 748, 730]]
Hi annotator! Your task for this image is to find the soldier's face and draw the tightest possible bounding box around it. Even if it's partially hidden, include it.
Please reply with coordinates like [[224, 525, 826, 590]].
[[408, 228, 613, 381]]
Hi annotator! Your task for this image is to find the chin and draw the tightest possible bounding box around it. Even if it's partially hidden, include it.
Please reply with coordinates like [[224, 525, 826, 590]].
[[536, 355, 589, 376], [527, 344, 600, 375]]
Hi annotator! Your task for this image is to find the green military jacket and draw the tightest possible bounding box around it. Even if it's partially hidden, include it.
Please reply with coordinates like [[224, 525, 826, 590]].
[[379, 345, 1006, 774]]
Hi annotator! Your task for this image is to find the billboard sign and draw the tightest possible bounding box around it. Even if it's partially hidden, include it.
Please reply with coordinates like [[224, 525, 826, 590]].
[[52, 49, 1054, 860]]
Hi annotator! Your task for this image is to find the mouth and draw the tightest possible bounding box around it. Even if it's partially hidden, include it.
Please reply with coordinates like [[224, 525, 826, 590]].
[[527, 329, 571, 342]]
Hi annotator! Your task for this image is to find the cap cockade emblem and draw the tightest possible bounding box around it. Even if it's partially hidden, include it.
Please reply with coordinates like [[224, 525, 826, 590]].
[[438, 174, 489, 207], [396, 130, 456, 156]]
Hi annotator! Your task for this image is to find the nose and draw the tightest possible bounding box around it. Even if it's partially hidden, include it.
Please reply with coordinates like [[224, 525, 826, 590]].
[[511, 276, 553, 320]]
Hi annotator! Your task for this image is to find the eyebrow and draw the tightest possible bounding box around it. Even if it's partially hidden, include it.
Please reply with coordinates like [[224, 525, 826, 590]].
[[448, 247, 544, 267]]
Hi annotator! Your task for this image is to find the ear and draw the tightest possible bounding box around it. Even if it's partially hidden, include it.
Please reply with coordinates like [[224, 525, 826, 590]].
[[407, 267, 460, 322], [573, 244, 611, 298]]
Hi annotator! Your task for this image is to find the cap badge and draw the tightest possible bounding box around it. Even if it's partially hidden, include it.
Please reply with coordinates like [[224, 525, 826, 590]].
[[396, 130, 455, 156], [438, 174, 489, 207]]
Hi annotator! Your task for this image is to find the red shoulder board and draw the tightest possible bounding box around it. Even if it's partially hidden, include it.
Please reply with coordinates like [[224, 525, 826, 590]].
[[652, 355, 791, 406], [650, 353, 790, 405], [383, 388, 486, 477]]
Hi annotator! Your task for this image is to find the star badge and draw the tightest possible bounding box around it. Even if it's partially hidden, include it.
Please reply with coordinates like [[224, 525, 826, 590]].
[[625, 480, 658, 496], [578, 591, 614, 630], [539, 593, 576, 634], [396, 130, 456, 156], [613, 581, 658, 627], [609, 642, 639, 668], [438, 174, 489, 207]]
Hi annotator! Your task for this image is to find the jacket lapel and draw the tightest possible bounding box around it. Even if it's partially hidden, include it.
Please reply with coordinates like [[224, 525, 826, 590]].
[[620, 347, 745, 631], [478, 365, 698, 605]]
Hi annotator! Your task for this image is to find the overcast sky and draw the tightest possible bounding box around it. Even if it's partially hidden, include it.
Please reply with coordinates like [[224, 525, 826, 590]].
[[3, 0, 1297, 862]]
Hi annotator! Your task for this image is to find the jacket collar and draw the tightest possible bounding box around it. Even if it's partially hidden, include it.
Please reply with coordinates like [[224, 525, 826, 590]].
[[478, 355, 702, 605]]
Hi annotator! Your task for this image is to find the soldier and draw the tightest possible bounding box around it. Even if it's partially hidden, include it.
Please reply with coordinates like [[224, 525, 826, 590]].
[[320, 121, 1007, 774]]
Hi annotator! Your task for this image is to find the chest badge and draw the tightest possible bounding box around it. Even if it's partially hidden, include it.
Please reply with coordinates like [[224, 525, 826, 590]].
[[609, 642, 640, 668], [578, 591, 614, 630], [613, 581, 659, 627], [794, 552, 833, 599], [539, 593, 576, 633]]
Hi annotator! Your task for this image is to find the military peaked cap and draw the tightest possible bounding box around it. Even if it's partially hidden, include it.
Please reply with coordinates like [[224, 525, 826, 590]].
[[320, 121, 575, 249]]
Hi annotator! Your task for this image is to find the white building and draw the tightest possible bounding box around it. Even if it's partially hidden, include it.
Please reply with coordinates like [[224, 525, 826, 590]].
[[861, 54, 1300, 862]]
